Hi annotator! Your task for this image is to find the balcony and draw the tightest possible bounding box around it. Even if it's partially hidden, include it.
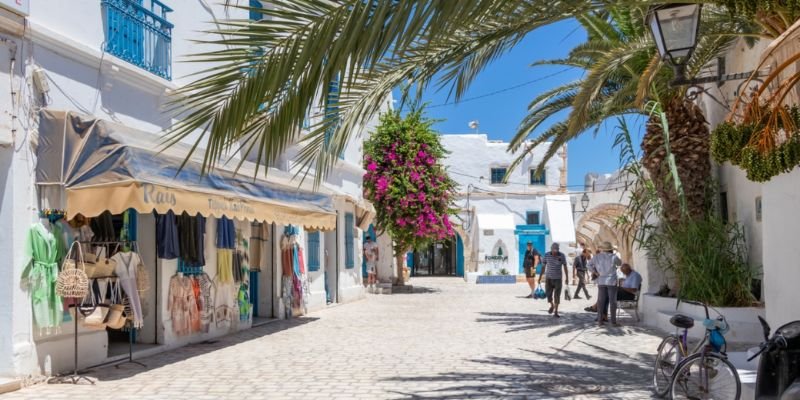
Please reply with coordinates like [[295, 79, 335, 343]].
[[101, 0, 173, 80]]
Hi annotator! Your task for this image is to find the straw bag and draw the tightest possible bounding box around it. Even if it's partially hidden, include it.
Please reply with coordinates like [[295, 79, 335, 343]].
[[86, 247, 117, 279], [104, 281, 127, 330], [81, 291, 108, 329], [56, 242, 89, 299]]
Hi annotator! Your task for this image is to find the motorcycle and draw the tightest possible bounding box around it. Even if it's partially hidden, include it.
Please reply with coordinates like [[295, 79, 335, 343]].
[[748, 316, 800, 399]]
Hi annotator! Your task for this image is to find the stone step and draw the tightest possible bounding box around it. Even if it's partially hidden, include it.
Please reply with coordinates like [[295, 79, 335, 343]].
[[0, 377, 21, 395]]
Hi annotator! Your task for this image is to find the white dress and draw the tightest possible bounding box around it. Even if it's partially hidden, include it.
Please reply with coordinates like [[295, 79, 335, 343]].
[[111, 251, 144, 328]]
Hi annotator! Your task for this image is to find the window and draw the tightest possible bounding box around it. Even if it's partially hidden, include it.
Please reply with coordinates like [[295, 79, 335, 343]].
[[249, 0, 262, 21], [324, 76, 344, 159], [719, 192, 728, 224], [344, 212, 355, 268], [490, 167, 507, 184], [102, 0, 173, 80], [530, 169, 546, 185], [307, 231, 321, 271], [526, 211, 540, 225]]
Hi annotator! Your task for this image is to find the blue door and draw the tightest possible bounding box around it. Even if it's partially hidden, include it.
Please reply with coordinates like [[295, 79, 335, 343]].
[[455, 234, 464, 277], [516, 225, 547, 274]]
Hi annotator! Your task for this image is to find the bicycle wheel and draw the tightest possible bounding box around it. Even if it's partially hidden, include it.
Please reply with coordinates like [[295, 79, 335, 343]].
[[653, 335, 682, 397], [670, 352, 741, 400]]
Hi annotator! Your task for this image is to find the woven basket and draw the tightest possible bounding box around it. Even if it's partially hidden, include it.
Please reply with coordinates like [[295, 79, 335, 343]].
[[56, 242, 89, 299]]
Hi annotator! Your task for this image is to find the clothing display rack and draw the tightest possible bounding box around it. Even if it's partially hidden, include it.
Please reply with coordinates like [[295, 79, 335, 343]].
[[49, 298, 95, 385]]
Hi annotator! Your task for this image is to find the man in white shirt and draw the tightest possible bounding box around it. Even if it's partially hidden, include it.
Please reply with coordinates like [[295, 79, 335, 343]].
[[588, 241, 622, 326], [617, 263, 642, 301], [364, 236, 379, 286]]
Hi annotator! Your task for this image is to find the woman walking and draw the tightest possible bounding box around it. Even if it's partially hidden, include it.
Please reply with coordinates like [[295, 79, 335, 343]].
[[588, 242, 622, 326]]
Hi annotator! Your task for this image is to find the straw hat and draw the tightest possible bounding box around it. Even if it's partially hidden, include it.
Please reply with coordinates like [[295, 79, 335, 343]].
[[598, 241, 614, 251]]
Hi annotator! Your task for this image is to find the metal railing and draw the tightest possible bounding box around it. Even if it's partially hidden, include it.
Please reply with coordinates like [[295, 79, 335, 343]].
[[102, 0, 173, 80]]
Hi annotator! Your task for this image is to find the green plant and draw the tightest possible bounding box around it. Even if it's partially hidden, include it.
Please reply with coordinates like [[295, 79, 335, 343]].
[[710, 106, 800, 182], [484, 270, 493, 276], [614, 116, 755, 307], [498, 268, 509, 276]]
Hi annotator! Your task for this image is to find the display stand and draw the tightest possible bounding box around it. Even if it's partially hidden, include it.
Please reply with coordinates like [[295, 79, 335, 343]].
[[115, 321, 146, 369], [48, 298, 95, 385]]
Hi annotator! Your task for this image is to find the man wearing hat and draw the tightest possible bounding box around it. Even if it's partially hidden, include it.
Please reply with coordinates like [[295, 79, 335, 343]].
[[588, 241, 623, 326], [522, 241, 541, 298], [538, 243, 568, 318]]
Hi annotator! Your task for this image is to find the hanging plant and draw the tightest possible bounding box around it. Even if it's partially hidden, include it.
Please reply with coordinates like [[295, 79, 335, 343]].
[[711, 105, 800, 181]]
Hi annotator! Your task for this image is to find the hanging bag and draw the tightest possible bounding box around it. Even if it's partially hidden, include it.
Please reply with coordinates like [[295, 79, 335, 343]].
[[56, 241, 90, 299], [133, 243, 150, 292], [89, 246, 117, 278], [564, 285, 571, 301], [534, 284, 546, 299], [104, 281, 127, 330]]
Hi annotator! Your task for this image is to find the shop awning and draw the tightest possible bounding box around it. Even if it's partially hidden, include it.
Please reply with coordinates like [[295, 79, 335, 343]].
[[477, 213, 516, 231], [36, 110, 336, 230], [545, 195, 576, 243]]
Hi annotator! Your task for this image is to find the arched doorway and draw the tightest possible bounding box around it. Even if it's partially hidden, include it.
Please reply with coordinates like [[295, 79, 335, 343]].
[[575, 203, 633, 262]]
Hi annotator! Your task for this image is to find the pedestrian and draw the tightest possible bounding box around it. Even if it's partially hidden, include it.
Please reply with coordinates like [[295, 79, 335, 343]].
[[573, 248, 592, 300], [588, 241, 622, 326], [363, 236, 379, 287], [522, 241, 541, 298], [538, 243, 568, 318], [586, 263, 641, 319]]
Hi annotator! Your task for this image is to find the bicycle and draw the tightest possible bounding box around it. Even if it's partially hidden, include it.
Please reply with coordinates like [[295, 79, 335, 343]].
[[653, 300, 741, 399]]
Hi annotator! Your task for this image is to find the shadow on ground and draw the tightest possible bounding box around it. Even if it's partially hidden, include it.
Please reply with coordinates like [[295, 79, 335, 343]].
[[85, 317, 319, 382], [383, 342, 657, 399], [475, 311, 647, 337]]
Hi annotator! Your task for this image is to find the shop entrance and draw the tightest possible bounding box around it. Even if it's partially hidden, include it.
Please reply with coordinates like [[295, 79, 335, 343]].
[[251, 222, 276, 323], [410, 236, 459, 277]]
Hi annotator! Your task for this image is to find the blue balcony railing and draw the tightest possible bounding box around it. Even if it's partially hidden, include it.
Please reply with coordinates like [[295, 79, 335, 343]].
[[102, 0, 173, 80]]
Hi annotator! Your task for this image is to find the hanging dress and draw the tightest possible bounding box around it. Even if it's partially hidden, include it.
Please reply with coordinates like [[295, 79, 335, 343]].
[[22, 222, 64, 332], [111, 251, 144, 328]]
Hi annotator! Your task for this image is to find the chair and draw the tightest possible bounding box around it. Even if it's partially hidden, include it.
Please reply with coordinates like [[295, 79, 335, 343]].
[[617, 284, 642, 322]]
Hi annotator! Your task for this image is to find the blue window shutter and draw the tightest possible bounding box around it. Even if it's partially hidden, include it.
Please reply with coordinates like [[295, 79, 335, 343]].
[[344, 213, 354, 268], [530, 169, 546, 185], [249, 0, 262, 21], [307, 232, 320, 271], [491, 168, 507, 184], [102, 0, 173, 80]]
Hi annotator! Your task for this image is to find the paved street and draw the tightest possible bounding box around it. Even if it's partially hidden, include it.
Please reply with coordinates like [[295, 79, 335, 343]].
[[6, 278, 663, 399]]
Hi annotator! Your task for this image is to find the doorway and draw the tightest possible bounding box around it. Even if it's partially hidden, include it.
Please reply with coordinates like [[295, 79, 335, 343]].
[[411, 237, 457, 276], [251, 222, 275, 324]]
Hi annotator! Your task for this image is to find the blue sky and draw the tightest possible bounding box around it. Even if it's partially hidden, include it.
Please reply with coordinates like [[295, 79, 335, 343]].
[[394, 20, 645, 189]]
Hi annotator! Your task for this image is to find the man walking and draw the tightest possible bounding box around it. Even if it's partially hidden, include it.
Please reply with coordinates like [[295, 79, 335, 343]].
[[523, 241, 540, 298], [588, 241, 622, 326], [573, 249, 592, 300], [538, 243, 568, 318]]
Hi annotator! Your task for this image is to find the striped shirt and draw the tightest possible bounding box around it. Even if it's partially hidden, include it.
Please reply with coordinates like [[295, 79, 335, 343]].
[[543, 251, 567, 279]]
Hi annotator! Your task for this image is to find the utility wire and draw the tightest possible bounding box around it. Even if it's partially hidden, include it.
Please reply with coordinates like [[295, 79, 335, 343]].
[[403, 67, 576, 110]]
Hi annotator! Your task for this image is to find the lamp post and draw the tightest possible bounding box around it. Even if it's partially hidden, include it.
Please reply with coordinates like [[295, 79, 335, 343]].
[[647, 3, 759, 89], [580, 192, 590, 212]]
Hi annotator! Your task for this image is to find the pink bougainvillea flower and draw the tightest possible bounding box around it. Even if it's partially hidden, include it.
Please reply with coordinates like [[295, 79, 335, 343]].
[[376, 176, 389, 193], [367, 161, 377, 172]]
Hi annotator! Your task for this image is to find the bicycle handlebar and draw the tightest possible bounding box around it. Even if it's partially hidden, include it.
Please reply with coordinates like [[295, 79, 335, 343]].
[[679, 299, 710, 319], [747, 334, 788, 362]]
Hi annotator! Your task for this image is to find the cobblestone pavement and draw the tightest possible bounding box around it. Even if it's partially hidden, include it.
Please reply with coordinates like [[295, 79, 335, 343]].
[[6, 278, 665, 399]]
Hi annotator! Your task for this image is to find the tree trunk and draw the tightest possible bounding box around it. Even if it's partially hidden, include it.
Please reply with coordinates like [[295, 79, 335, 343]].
[[395, 252, 406, 286]]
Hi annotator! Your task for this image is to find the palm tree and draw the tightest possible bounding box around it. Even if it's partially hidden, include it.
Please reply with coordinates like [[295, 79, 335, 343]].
[[506, 7, 749, 221], [167, 0, 755, 221]]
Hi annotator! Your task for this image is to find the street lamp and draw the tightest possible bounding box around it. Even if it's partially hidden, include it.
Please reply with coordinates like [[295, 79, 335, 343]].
[[647, 4, 702, 85], [580, 193, 590, 212], [647, 3, 758, 88]]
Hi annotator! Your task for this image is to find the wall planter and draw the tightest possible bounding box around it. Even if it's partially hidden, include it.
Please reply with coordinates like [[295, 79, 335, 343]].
[[476, 275, 517, 284], [640, 294, 765, 344]]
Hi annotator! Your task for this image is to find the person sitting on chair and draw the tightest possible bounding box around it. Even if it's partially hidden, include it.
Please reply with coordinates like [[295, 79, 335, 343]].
[[585, 263, 641, 314]]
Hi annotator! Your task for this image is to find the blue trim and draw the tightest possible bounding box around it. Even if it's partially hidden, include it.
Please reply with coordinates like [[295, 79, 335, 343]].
[[102, 0, 173, 80], [250, 271, 259, 316], [514, 224, 549, 235], [344, 213, 355, 268], [249, 0, 262, 21], [307, 231, 321, 271]]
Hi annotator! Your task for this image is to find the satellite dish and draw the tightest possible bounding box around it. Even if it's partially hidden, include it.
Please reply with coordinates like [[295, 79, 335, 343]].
[[468, 120, 479, 131]]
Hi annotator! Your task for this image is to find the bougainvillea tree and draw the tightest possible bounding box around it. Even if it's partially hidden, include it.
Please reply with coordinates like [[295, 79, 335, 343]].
[[363, 107, 458, 285]]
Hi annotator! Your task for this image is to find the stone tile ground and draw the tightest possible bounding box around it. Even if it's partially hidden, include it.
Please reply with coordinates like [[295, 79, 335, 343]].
[[5, 278, 664, 399]]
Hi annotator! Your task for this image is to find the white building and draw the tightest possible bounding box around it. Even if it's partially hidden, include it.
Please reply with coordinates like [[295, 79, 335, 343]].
[[0, 0, 382, 381], [428, 134, 575, 279]]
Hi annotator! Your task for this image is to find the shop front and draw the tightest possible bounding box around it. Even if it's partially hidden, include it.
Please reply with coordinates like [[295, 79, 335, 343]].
[[409, 234, 464, 277], [26, 110, 337, 374]]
